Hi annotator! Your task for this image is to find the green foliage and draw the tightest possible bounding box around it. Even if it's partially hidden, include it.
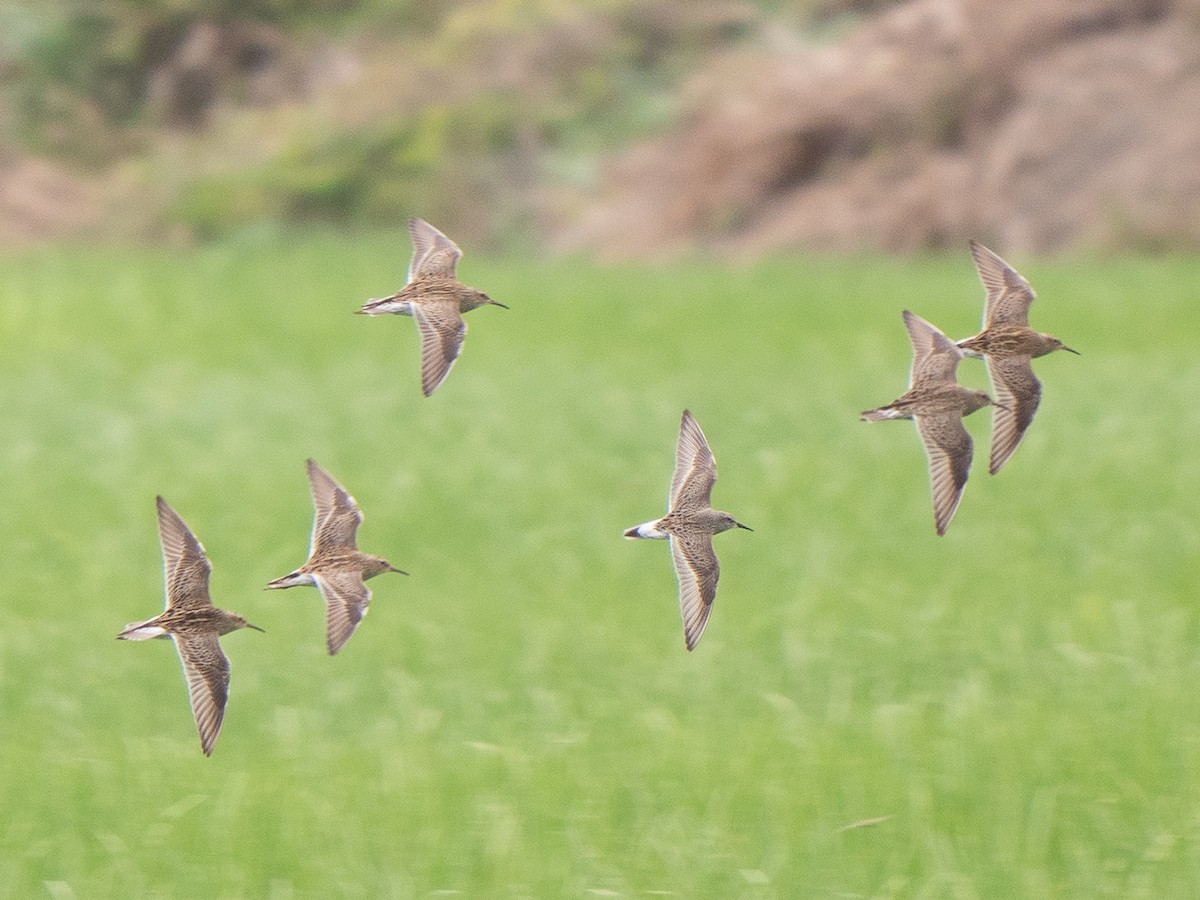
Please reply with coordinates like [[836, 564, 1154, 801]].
[[11, 0, 376, 160], [175, 103, 520, 238], [2, 240, 1198, 895]]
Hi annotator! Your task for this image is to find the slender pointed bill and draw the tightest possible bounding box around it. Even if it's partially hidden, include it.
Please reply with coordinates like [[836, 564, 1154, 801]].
[[625, 410, 749, 650], [359, 217, 499, 395], [959, 240, 1076, 474], [862, 310, 990, 535], [120, 498, 260, 756], [266, 460, 404, 654]]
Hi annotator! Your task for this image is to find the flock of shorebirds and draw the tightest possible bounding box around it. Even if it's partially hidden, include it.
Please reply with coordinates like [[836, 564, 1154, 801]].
[[118, 220, 1075, 755]]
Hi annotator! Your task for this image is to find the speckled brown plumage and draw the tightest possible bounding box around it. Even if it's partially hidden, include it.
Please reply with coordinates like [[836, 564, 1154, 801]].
[[624, 410, 751, 651], [957, 240, 1078, 475], [862, 311, 996, 536], [117, 497, 263, 757], [266, 459, 406, 655], [357, 217, 506, 396]]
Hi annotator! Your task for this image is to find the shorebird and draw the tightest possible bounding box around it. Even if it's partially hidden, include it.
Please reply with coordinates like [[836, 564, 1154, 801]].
[[957, 240, 1078, 474], [356, 217, 507, 396], [862, 310, 997, 536], [624, 410, 752, 651], [118, 496, 263, 756], [266, 459, 406, 655]]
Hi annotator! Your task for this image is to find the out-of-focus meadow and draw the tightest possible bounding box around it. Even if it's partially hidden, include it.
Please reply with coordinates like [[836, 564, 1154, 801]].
[[2, 239, 1199, 896], [3, 1, 1200, 897]]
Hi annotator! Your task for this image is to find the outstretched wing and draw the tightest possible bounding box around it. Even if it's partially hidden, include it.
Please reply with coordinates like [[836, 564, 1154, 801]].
[[986, 355, 1042, 475], [407, 217, 462, 282], [156, 496, 213, 612], [669, 410, 717, 512], [969, 240, 1036, 328], [413, 301, 467, 396], [173, 633, 230, 756], [313, 571, 372, 655], [306, 459, 363, 555], [669, 531, 720, 651], [903, 310, 962, 386], [914, 414, 973, 536]]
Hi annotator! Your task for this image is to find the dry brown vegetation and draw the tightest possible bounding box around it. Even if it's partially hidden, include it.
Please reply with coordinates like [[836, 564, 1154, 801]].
[[4, 0, 1200, 255], [559, 0, 1200, 257]]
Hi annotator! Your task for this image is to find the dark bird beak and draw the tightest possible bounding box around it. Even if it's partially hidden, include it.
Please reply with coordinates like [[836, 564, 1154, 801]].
[[736, 522, 754, 531], [1062, 345, 1080, 355], [353, 308, 367, 314], [491, 300, 509, 310], [246, 623, 266, 633], [389, 565, 410, 575]]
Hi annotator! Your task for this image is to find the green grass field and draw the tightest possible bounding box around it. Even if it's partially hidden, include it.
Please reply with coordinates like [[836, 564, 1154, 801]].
[[2, 234, 1198, 898]]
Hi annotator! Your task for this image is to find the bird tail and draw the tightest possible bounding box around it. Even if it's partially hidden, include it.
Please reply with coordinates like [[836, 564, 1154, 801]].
[[956, 340, 986, 359], [117, 619, 168, 640], [624, 520, 668, 540], [265, 570, 312, 590], [860, 405, 907, 422]]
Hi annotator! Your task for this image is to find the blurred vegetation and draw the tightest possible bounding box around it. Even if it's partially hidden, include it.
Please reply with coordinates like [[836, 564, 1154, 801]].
[[1, 0, 900, 242], [2, 238, 1198, 895], [13, 2, 328, 152]]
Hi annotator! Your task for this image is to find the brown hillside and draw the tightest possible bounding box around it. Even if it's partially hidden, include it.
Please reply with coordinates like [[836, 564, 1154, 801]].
[[557, 0, 1200, 258]]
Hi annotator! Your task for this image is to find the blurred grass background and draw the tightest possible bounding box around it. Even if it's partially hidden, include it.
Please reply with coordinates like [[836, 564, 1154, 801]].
[[1, 238, 1198, 896], [3, 1, 1200, 896]]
